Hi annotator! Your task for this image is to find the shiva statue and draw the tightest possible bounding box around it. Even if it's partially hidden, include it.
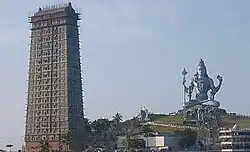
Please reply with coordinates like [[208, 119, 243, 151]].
[[181, 59, 223, 128], [182, 59, 223, 107]]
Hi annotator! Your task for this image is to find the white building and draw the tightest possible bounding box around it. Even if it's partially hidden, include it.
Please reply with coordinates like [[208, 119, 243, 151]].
[[219, 124, 250, 152], [117, 133, 181, 150]]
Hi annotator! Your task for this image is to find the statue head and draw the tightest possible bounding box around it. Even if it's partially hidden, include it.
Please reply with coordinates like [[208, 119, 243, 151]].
[[196, 59, 208, 77]]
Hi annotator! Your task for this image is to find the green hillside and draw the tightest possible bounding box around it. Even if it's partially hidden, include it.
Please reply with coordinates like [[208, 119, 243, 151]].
[[150, 115, 183, 124], [148, 114, 250, 133], [220, 115, 250, 128], [150, 125, 184, 133]]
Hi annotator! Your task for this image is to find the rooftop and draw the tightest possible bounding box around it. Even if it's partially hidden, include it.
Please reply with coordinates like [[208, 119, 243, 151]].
[[33, 2, 75, 16]]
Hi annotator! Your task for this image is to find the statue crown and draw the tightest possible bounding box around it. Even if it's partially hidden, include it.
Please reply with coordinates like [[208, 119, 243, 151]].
[[197, 59, 206, 69]]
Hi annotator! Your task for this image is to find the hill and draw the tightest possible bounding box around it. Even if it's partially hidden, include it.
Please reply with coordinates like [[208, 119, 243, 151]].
[[147, 113, 250, 133], [220, 114, 250, 128]]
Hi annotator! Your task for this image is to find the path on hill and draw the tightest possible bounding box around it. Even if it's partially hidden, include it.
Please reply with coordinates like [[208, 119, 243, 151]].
[[142, 122, 202, 130]]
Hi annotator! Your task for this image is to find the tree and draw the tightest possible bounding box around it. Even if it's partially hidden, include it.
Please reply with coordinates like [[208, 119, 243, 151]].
[[83, 118, 92, 136], [91, 118, 110, 134], [61, 131, 72, 152], [110, 113, 124, 137], [127, 138, 146, 149], [39, 140, 50, 152], [112, 113, 123, 124], [123, 117, 141, 136], [81, 116, 155, 151], [81, 118, 95, 151], [141, 125, 154, 135], [179, 129, 198, 149], [90, 118, 111, 149]]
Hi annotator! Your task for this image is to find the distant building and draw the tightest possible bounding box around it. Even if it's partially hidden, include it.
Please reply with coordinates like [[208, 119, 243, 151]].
[[25, 2, 84, 152], [219, 124, 250, 152], [151, 132, 182, 150], [116, 136, 127, 149]]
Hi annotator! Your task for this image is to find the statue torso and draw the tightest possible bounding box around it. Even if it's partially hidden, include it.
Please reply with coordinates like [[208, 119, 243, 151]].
[[193, 76, 211, 101]]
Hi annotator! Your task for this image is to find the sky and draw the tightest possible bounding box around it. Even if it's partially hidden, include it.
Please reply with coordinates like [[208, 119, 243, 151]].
[[1, 0, 250, 150]]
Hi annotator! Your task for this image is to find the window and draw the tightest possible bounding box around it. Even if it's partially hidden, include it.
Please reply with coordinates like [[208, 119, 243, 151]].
[[54, 34, 58, 40], [59, 42, 62, 49], [53, 85, 58, 90], [53, 65, 57, 70], [36, 66, 41, 71], [36, 74, 41, 79], [43, 72, 47, 78], [48, 65, 51, 70], [53, 49, 58, 55], [45, 86, 49, 90], [53, 79, 58, 84], [52, 71, 58, 77], [32, 136, 35, 141], [53, 26, 58, 32], [53, 91, 58, 96], [54, 41, 58, 47], [45, 79, 49, 84]]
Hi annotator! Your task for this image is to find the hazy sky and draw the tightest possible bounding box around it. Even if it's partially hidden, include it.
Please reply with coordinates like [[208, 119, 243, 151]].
[[1, 0, 250, 150]]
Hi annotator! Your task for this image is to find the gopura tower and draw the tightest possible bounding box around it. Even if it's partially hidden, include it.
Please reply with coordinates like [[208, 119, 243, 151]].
[[25, 3, 84, 152]]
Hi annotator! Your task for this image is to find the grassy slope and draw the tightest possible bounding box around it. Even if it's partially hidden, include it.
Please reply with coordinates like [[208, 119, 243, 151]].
[[149, 114, 250, 133], [148, 114, 183, 133], [220, 115, 250, 128], [153, 115, 183, 124]]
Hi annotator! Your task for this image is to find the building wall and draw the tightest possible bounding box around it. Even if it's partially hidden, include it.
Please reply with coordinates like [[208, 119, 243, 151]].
[[219, 127, 250, 152], [163, 136, 181, 148], [117, 135, 181, 150], [25, 3, 84, 152], [116, 136, 126, 148], [144, 136, 165, 147]]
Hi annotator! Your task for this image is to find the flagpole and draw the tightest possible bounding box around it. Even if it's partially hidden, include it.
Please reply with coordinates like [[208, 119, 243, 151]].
[[182, 68, 188, 107]]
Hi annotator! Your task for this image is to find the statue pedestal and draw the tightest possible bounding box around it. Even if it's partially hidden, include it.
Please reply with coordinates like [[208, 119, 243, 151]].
[[202, 100, 220, 107], [183, 100, 201, 108], [184, 99, 220, 109], [183, 99, 221, 127], [183, 119, 203, 126]]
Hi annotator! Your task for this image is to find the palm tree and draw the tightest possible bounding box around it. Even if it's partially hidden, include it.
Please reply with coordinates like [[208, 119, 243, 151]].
[[112, 113, 123, 124], [61, 131, 72, 152]]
